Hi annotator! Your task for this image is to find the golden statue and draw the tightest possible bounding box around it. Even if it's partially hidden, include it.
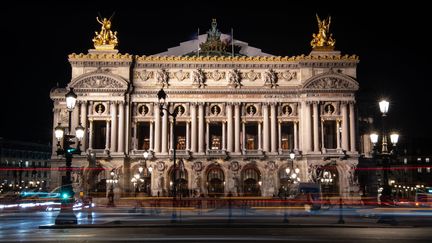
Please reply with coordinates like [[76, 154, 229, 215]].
[[311, 14, 336, 50], [92, 16, 118, 50]]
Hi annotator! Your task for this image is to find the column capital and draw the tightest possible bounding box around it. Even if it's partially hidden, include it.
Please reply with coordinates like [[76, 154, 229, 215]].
[[340, 101, 349, 106]]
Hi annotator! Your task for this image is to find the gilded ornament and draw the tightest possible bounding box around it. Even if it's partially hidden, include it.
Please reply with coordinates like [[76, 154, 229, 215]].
[[311, 14, 336, 50], [92, 16, 119, 50]]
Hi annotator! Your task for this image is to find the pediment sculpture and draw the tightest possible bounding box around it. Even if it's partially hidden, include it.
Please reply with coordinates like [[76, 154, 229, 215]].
[[304, 77, 357, 90]]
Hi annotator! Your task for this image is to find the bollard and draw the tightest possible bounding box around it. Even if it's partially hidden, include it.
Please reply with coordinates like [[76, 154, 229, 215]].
[[338, 197, 345, 224]]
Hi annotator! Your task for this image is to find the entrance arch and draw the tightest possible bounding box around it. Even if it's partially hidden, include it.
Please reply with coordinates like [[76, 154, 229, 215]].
[[241, 164, 261, 196], [168, 165, 189, 198], [317, 163, 340, 198], [206, 165, 225, 197]]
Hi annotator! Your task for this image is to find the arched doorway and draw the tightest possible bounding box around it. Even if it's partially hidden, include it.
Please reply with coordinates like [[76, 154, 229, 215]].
[[168, 163, 189, 198], [317, 163, 339, 198], [241, 165, 261, 196], [85, 164, 106, 198], [206, 166, 224, 197], [131, 163, 152, 196]]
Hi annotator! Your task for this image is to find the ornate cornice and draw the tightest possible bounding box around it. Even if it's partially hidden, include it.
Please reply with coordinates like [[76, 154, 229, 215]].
[[135, 54, 358, 62], [68, 53, 133, 67], [69, 53, 133, 60]]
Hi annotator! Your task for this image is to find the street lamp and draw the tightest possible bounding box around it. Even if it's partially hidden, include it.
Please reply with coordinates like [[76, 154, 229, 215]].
[[107, 170, 118, 207], [283, 151, 299, 223], [54, 88, 83, 225], [139, 151, 152, 196], [369, 99, 399, 206], [157, 88, 181, 223]]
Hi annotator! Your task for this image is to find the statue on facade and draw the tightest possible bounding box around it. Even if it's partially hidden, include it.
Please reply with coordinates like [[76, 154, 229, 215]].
[[311, 14, 336, 50], [192, 69, 205, 88], [156, 69, 169, 88], [263, 69, 277, 88], [93, 16, 119, 50], [199, 19, 229, 55], [228, 69, 241, 88]]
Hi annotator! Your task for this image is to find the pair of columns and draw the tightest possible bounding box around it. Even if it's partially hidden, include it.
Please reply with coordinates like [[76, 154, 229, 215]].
[[302, 101, 356, 153], [85, 101, 126, 153], [152, 103, 205, 154]]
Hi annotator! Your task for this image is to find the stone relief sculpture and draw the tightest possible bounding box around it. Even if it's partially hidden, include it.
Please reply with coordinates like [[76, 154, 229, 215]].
[[278, 70, 297, 81], [156, 69, 169, 88], [173, 70, 190, 81], [263, 69, 277, 88], [75, 76, 124, 89], [135, 70, 153, 81], [227, 69, 241, 88], [192, 69, 205, 88], [306, 77, 356, 89]]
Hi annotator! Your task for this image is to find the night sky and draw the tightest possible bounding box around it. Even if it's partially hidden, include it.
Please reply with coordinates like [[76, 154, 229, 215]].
[[1, 1, 431, 153]]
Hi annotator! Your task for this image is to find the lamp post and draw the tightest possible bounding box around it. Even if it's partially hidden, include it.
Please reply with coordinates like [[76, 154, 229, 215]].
[[283, 151, 298, 223], [106, 170, 118, 207], [370, 99, 399, 206], [157, 88, 181, 223], [139, 151, 152, 196], [54, 88, 84, 225]]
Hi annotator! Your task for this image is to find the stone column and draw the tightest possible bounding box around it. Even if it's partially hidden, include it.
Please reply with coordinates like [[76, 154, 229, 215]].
[[110, 102, 117, 152], [88, 119, 93, 150], [169, 121, 174, 151], [206, 121, 210, 151], [190, 103, 197, 153], [294, 121, 298, 151], [341, 102, 349, 151], [186, 121, 190, 150], [242, 121, 246, 151], [154, 104, 161, 153], [313, 102, 319, 152], [125, 102, 130, 153], [226, 104, 234, 152], [278, 121, 282, 152], [105, 120, 110, 151], [262, 103, 269, 152], [258, 122, 262, 150], [234, 103, 241, 153], [198, 103, 205, 153], [304, 102, 312, 152], [87, 102, 93, 151], [321, 119, 325, 151], [270, 103, 277, 153], [222, 121, 226, 150], [52, 108, 59, 155], [349, 102, 356, 152], [80, 102, 87, 151], [72, 104, 79, 134], [336, 119, 341, 150], [133, 122, 138, 150], [161, 108, 168, 154], [118, 102, 125, 153], [150, 121, 154, 151]]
